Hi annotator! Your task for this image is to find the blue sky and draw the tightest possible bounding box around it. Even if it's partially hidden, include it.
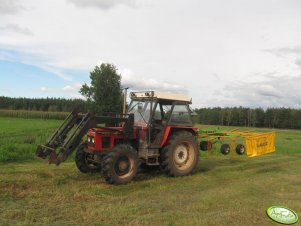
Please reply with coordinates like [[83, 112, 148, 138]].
[[1, 59, 73, 97], [0, 0, 301, 108], [0, 48, 89, 98]]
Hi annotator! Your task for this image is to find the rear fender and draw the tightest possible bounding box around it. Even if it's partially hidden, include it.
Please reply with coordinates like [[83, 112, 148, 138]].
[[160, 126, 198, 148]]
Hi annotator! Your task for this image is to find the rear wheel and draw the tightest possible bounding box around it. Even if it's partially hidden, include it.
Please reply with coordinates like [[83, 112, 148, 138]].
[[160, 131, 199, 176], [75, 143, 101, 173], [102, 144, 138, 185]]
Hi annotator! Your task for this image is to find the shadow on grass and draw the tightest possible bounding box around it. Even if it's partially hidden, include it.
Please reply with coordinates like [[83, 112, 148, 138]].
[[135, 165, 162, 182], [254, 165, 283, 174], [27, 155, 283, 185], [135, 158, 231, 182], [197, 158, 229, 173]]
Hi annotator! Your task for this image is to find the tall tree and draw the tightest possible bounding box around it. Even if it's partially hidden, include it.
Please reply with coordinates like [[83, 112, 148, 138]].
[[80, 63, 123, 114]]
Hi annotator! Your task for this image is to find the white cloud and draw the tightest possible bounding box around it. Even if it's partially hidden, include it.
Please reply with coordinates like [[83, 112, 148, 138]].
[[62, 85, 73, 92], [40, 66, 74, 82], [121, 68, 187, 93], [203, 74, 301, 108], [295, 59, 301, 67], [39, 83, 82, 94], [0, 87, 15, 96], [68, 0, 135, 10], [62, 83, 82, 92], [264, 46, 301, 57], [0, 0, 22, 15], [39, 87, 51, 92], [0, 24, 32, 35]]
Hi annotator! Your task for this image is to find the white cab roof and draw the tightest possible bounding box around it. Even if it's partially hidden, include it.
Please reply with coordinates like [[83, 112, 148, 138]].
[[130, 91, 192, 103]]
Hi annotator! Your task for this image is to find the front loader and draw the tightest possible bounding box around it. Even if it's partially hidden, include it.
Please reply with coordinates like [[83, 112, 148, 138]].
[[36, 91, 200, 184], [36, 110, 134, 165]]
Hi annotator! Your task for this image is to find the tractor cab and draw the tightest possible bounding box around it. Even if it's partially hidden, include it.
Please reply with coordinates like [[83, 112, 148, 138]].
[[127, 91, 196, 144], [127, 91, 193, 128]]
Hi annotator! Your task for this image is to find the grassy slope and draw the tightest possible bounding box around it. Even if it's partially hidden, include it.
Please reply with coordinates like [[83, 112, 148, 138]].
[[0, 118, 301, 225]]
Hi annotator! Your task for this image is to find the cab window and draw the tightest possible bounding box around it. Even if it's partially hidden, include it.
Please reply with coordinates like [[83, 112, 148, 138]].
[[169, 104, 192, 125]]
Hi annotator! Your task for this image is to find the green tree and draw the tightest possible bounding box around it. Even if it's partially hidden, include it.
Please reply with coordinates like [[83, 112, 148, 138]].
[[80, 63, 123, 114]]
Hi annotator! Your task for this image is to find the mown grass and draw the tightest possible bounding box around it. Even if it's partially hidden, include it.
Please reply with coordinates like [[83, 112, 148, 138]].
[[1, 154, 300, 225], [0, 117, 300, 225]]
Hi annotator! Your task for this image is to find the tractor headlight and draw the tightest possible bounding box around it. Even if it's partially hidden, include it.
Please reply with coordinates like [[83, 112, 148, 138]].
[[88, 136, 95, 143]]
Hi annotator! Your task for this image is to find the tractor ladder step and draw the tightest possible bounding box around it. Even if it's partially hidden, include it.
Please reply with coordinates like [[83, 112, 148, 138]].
[[146, 148, 160, 165]]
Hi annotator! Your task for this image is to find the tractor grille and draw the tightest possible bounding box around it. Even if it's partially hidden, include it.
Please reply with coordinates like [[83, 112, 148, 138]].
[[102, 137, 110, 148]]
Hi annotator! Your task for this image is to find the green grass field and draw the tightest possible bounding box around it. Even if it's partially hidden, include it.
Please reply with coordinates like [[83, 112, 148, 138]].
[[0, 117, 62, 162], [0, 117, 300, 225]]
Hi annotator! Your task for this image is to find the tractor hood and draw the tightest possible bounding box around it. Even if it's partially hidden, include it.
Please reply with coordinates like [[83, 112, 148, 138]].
[[89, 127, 123, 134]]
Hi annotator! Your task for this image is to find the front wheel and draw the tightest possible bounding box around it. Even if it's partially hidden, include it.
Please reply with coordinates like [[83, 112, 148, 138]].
[[102, 144, 139, 185], [160, 131, 199, 177], [75, 143, 101, 173]]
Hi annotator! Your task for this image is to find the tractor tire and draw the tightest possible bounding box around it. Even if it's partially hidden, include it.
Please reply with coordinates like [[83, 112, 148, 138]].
[[75, 143, 101, 173], [200, 141, 213, 151], [220, 144, 230, 155], [102, 144, 138, 185], [160, 131, 199, 177], [236, 144, 245, 155]]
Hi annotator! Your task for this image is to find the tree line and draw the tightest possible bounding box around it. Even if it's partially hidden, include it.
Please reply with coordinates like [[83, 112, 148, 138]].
[[1, 96, 301, 129], [195, 107, 301, 129], [0, 96, 88, 112]]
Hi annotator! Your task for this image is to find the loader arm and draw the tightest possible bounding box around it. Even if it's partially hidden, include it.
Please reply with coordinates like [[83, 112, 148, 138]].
[[36, 111, 134, 165]]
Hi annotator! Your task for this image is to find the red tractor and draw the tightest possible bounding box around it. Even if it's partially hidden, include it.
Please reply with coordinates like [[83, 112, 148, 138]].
[[36, 91, 199, 184]]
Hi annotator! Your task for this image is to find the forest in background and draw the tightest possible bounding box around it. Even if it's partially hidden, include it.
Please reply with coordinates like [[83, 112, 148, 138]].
[[195, 107, 301, 129], [1, 96, 301, 129], [0, 96, 87, 112]]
